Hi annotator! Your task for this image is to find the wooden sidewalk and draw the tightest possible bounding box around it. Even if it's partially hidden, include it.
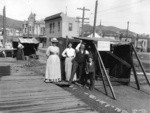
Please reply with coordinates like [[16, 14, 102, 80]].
[[0, 75, 98, 113]]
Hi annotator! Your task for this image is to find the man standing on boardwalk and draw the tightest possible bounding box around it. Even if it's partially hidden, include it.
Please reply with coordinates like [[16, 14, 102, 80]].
[[69, 40, 89, 86]]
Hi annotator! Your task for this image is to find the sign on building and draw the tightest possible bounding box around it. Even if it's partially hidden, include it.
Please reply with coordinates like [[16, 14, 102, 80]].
[[97, 41, 110, 51]]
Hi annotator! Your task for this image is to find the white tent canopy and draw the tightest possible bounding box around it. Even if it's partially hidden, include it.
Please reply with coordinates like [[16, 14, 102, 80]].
[[87, 32, 102, 38], [0, 36, 3, 40]]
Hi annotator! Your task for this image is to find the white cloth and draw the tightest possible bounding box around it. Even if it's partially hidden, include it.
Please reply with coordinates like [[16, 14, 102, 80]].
[[45, 46, 61, 82], [0, 42, 3, 48], [62, 48, 75, 57], [18, 43, 24, 49], [62, 47, 76, 81], [5, 42, 13, 49]]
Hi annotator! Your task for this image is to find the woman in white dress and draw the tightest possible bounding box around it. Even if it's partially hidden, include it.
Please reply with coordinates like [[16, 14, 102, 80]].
[[44, 38, 61, 83], [62, 42, 76, 81]]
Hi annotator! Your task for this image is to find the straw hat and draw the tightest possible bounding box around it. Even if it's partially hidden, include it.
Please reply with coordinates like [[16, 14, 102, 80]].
[[51, 38, 58, 42]]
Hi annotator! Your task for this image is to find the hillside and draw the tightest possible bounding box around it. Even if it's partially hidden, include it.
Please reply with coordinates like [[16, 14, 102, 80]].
[[83, 24, 136, 37], [0, 15, 23, 29]]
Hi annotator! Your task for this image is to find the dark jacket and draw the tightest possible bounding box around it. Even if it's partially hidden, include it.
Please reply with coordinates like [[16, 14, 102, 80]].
[[85, 61, 95, 73], [74, 50, 87, 63]]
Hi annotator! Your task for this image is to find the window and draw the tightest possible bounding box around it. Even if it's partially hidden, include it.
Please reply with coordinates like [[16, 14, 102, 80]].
[[68, 23, 73, 31], [49, 23, 52, 33], [53, 23, 55, 33], [58, 21, 60, 32], [49, 23, 55, 33]]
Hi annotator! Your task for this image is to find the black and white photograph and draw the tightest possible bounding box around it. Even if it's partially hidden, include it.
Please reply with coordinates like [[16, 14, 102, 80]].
[[0, 0, 150, 113]]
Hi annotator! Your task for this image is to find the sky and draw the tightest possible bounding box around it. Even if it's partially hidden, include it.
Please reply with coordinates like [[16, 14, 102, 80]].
[[0, 0, 150, 34]]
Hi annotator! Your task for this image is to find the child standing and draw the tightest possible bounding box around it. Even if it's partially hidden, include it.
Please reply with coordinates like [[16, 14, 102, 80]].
[[85, 55, 95, 90]]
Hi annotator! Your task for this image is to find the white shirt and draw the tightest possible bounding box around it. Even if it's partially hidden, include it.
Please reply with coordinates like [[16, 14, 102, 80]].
[[75, 43, 89, 54], [62, 48, 75, 57]]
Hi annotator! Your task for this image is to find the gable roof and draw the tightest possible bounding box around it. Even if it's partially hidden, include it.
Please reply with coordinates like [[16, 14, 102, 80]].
[[44, 12, 62, 21]]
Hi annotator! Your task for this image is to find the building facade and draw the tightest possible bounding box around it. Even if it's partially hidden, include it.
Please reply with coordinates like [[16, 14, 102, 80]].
[[44, 12, 80, 40], [22, 13, 45, 38]]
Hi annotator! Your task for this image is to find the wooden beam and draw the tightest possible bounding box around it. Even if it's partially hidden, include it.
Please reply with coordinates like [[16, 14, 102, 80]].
[[94, 43, 116, 99], [131, 44, 150, 87]]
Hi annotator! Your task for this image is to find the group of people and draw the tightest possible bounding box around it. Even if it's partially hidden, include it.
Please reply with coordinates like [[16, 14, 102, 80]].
[[0, 40, 13, 57], [44, 38, 95, 90]]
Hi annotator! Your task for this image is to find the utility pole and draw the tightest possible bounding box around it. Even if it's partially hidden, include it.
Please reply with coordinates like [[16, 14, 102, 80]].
[[3, 6, 6, 47], [93, 0, 98, 37], [66, 6, 68, 16], [77, 7, 90, 37], [99, 19, 102, 36], [126, 21, 129, 39]]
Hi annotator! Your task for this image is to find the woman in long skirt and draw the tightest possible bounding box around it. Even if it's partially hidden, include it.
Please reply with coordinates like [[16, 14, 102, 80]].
[[62, 42, 76, 81], [44, 38, 61, 83], [16, 42, 24, 60]]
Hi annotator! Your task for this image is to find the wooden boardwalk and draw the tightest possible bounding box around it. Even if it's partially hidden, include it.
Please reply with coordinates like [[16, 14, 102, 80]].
[[0, 71, 98, 113]]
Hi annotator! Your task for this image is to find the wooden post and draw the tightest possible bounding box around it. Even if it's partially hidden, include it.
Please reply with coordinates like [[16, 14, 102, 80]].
[[93, 0, 98, 37], [130, 49, 140, 89], [77, 7, 90, 37], [132, 44, 150, 86], [66, 36, 68, 48], [3, 6, 6, 47], [94, 43, 116, 99], [97, 57, 108, 95]]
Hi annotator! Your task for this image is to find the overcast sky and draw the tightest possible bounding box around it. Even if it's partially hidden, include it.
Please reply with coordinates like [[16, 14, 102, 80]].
[[0, 0, 150, 34]]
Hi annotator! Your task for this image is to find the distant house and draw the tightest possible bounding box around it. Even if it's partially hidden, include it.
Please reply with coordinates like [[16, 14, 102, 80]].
[[22, 13, 45, 38], [44, 12, 80, 41], [22, 13, 46, 47]]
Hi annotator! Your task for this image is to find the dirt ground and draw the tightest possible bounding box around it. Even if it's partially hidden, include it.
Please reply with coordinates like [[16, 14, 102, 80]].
[[1, 56, 149, 113]]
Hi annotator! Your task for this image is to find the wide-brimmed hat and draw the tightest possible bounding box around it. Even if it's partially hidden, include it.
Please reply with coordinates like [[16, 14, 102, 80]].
[[51, 38, 58, 42]]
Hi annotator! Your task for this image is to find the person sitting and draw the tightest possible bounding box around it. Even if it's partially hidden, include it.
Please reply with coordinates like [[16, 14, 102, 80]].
[[85, 55, 95, 90]]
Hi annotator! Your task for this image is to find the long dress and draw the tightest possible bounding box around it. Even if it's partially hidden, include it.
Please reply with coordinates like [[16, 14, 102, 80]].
[[62, 48, 77, 81], [45, 46, 61, 82], [16, 43, 24, 60]]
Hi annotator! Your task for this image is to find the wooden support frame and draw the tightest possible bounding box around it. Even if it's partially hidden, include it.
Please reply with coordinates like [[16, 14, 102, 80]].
[[131, 44, 150, 87], [130, 50, 140, 90], [97, 55, 108, 96], [94, 43, 116, 99]]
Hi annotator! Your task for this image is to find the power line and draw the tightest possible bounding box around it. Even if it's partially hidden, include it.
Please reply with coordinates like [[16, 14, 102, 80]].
[[97, 0, 144, 14]]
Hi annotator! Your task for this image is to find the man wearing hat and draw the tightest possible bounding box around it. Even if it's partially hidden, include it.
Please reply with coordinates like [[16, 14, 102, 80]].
[[69, 40, 89, 86]]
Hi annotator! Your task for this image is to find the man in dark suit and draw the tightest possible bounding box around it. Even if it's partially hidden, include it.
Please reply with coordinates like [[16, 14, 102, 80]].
[[69, 41, 89, 86]]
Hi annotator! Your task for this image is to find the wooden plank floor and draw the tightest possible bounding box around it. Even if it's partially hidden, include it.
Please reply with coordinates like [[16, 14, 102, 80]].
[[0, 74, 98, 113]]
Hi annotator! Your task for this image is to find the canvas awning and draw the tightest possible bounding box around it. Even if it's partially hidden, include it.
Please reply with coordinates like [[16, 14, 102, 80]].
[[19, 38, 39, 44], [75, 37, 131, 45]]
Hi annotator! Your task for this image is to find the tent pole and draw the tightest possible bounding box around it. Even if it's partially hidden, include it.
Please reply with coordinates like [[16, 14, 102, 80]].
[[94, 44, 116, 99], [131, 44, 150, 86], [98, 57, 108, 95], [130, 55, 140, 90]]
